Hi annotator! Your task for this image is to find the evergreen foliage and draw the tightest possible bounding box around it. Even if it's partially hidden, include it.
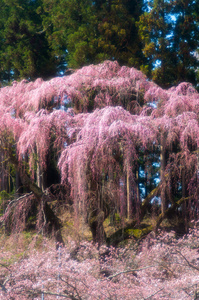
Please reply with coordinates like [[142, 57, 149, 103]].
[[137, 0, 199, 87], [0, 0, 198, 88], [42, 0, 145, 69], [0, 0, 57, 82]]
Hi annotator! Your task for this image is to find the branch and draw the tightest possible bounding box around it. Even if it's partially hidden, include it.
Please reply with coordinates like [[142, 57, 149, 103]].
[[60, 275, 88, 298], [0, 263, 11, 272], [0, 275, 11, 293], [105, 265, 158, 280], [8, 151, 43, 200], [0, 282, 7, 293], [178, 282, 199, 298], [4, 151, 64, 244], [143, 288, 164, 300], [174, 250, 199, 272], [4, 192, 33, 214], [42, 289, 82, 300]]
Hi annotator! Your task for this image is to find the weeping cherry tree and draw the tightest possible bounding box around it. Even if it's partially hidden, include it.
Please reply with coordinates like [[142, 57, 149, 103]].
[[0, 61, 199, 243]]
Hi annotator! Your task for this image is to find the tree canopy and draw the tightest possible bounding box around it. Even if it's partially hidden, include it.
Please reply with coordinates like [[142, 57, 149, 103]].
[[0, 60, 199, 243]]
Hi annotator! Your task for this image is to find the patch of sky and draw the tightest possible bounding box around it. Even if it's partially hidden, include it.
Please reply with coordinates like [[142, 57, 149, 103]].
[[11, 108, 16, 118], [151, 196, 161, 206], [54, 94, 72, 111], [150, 102, 157, 108]]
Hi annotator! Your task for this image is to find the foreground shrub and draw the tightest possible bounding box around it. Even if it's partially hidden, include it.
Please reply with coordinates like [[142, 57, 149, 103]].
[[0, 227, 199, 299]]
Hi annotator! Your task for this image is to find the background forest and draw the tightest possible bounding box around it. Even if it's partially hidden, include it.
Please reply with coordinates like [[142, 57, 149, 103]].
[[0, 0, 198, 88]]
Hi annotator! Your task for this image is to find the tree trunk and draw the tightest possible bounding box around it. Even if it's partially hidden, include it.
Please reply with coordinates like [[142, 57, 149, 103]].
[[126, 168, 130, 219], [136, 169, 141, 221], [160, 136, 166, 214], [89, 209, 106, 245], [0, 151, 8, 192], [182, 167, 186, 213], [36, 147, 47, 192], [16, 171, 23, 196], [140, 184, 160, 219]]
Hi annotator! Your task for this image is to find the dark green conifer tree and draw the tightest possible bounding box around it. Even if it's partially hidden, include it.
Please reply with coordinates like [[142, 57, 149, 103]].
[[42, 0, 145, 69], [0, 0, 56, 82], [137, 0, 199, 88]]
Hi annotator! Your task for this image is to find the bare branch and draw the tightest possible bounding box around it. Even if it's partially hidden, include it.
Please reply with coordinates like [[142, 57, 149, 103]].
[[39, 290, 79, 299], [4, 192, 33, 214], [143, 288, 164, 300], [174, 250, 199, 272], [105, 265, 158, 280]]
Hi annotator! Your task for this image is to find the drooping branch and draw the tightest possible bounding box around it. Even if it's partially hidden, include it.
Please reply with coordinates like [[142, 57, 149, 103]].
[[4, 150, 64, 244]]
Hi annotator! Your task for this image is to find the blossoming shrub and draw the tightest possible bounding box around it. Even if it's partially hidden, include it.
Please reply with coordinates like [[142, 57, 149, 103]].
[[0, 227, 198, 299]]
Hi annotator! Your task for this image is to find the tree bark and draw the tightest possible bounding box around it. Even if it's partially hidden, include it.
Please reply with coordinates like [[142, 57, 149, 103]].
[[160, 135, 166, 214], [126, 168, 130, 219]]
